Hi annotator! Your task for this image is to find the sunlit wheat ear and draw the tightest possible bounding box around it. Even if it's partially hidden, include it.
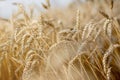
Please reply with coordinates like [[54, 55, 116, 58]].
[[23, 54, 44, 80], [25, 50, 36, 61], [15, 3, 30, 22], [103, 19, 112, 39], [15, 27, 25, 39], [93, 28, 102, 41], [81, 25, 88, 40], [103, 19, 109, 34], [75, 9, 80, 30], [103, 44, 113, 74], [57, 29, 71, 41], [107, 21, 112, 39], [15, 27, 33, 43], [82, 23, 92, 40], [21, 33, 31, 54], [39, 14, 44, 36], [86, 24, 96, 39], [103, 44, 120, 76]]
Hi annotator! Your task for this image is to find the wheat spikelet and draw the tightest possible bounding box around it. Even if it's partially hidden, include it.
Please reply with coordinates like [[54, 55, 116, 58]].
[[86, 24, 96, 39], [107, 67, 112, 80]]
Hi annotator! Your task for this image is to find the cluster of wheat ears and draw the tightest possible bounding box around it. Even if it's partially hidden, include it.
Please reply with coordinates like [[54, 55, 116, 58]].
[[0, 0, 120, 80]]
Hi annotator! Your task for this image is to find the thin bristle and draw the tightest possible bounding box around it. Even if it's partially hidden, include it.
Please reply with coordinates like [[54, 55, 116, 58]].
[[99, 11, 109, 19], [110, 0, 114, 9]]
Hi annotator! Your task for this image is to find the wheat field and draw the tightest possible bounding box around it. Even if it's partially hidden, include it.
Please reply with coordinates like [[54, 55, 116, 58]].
[[0, 0, 120, 80]]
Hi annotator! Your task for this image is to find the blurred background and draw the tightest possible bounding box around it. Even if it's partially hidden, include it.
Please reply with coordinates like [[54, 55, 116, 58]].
[[0, 0, 85, 18]]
